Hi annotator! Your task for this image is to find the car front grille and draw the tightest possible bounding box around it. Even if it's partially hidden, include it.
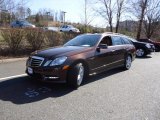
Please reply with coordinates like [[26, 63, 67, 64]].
[[30, 56, 44, 67]]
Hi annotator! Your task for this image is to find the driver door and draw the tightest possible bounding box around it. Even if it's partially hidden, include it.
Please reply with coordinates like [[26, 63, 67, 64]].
[[91, 36, 116, 73]]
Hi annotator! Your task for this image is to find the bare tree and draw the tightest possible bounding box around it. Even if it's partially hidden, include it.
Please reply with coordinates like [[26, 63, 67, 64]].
[[11, 0, 29, 20], [115, 0, 126, 33], [95, 0, 116, 32], [16, 6, 26, 19], [131, 0, 148, 40], [80, 0, 94, 32], [143, 0, 160, 38], [26, 7, 31, 21], [0, 0, 15, 23]]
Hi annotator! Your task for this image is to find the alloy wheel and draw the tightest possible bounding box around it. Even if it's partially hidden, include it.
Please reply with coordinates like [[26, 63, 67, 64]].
[[126, 56, 132, 69], [136, 49, 145, 57], [77, 63, 84, 85]]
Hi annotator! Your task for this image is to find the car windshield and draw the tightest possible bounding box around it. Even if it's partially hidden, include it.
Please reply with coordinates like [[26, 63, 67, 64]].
[[148, 39, 153, 42], [68, 25, 74, 28], [126, 37, 138, 42], [22, 21, 31, 25], [64, 34, 101, 47]]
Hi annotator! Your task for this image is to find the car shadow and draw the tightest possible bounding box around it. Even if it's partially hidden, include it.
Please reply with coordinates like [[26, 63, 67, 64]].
[[0, 68, 124, 104], [136, 55, 152, 59]]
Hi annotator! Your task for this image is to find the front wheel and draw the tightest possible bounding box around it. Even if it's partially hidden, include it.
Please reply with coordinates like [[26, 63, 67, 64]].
[[123, 55, 132, 70], [67, 63, 86, 88], [136, 48, 146, 57]]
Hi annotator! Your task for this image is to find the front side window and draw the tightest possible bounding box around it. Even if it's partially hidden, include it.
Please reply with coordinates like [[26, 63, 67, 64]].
[[61, 25, 66, 28], [99, 36, 112, 46], [112, 36, 123, 45]]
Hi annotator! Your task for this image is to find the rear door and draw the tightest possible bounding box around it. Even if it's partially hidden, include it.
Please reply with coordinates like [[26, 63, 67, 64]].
[[110, 36, 126, 67]]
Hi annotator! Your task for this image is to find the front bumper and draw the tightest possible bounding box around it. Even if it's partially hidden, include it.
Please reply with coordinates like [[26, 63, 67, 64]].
[[146, 46, 155, 54], [26, 66, 68, 83]]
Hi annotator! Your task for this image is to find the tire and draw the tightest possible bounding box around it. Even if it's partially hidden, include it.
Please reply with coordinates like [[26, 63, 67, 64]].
[[136, 48, 146, 57], [123, 55, 132, 70], [67, 63, 86, 88]]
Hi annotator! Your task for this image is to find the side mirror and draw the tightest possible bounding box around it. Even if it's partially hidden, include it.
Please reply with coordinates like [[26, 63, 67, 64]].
[[99, 44, 108, 49], [96, 44, 108, 52]]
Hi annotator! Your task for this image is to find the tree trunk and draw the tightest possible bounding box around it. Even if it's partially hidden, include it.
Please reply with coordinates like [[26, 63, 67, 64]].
[[136, 0, 148, 40], [136, 19, 143, 40], [115, 17, 120, 33]]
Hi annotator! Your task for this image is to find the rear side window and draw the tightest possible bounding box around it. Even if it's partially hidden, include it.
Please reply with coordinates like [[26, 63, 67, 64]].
[[111, 36, 123, 45], [121, 37, 132, 45]]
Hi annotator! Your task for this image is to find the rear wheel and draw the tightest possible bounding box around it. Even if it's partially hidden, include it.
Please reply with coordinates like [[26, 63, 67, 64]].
[[67, 63, 86, 88], [136, 48, 146, 57], [123, 55, 132, 70]]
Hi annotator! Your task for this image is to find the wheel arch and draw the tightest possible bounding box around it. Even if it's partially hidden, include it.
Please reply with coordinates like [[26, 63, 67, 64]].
[[124, 52, 133, 61], [69, 59, 90, 76]]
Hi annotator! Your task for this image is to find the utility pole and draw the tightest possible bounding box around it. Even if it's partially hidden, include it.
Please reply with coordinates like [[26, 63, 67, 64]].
[[62, 11, 66, 25], [85, 0, 87, 32], [46, 12, 50, 26]]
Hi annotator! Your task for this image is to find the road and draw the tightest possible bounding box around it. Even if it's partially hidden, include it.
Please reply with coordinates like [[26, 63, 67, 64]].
[[0, 53, 160, 120]]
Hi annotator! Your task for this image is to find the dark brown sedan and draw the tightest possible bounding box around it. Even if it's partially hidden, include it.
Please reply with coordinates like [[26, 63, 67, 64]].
[[26, 33, 136, 88]]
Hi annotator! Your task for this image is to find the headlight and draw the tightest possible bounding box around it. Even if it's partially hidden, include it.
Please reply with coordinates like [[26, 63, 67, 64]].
[[43, 60, 52, 66], [145, 44, 151, 48], [49, 56, 67, 66]]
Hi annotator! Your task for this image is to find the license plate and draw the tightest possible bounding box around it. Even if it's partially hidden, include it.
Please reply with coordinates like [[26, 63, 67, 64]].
[[28, 67, 33, 74]]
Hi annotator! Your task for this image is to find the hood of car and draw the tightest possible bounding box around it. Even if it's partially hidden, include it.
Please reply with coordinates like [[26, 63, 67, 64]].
[[32, 46, 93, 59], [133, 41, 153, 45], [154, 41, 160, 45]]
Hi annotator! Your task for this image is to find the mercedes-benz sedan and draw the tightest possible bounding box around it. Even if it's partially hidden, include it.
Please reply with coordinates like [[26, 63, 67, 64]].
[[26, 33, 136, 88]]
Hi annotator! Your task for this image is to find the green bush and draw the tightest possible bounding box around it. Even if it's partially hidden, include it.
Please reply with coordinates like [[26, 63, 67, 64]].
[[1, 28, 24, 54], [25, 28, 46, 50]]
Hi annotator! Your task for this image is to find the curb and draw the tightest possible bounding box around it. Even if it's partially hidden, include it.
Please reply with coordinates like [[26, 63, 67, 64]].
[[0, 57, 27, 64]]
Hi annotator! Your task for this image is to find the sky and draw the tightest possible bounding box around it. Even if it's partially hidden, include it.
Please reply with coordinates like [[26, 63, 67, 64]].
[[26, 0, 106, 27], [24, 0, 136, 28]]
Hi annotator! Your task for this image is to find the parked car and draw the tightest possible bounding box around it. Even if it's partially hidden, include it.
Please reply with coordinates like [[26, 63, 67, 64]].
[[128, 38, 155, 57], [26, 32, 136, 88], [11, 20, 36, 28], [59, 25, 80, 33], [139, 39, 160, 52], [43, 27, 59, 32]]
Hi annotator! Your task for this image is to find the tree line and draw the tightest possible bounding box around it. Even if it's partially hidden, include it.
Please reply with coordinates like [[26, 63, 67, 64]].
[[92, 0, 160, 39], [0, 0, 160, 40]]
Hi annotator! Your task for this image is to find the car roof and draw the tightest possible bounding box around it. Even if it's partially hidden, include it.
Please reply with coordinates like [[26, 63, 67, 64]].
[[82, 32, 128, 37], [82, 32, 138, 42]]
